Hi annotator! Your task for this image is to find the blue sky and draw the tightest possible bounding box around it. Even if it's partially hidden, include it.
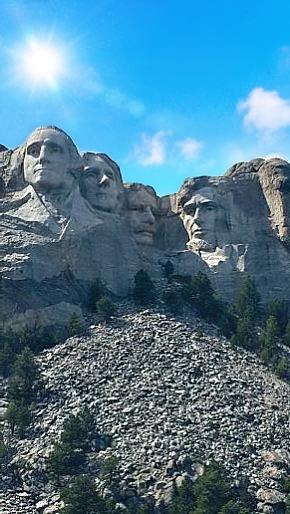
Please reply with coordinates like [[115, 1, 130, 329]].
[[1, 0, 290, 195]]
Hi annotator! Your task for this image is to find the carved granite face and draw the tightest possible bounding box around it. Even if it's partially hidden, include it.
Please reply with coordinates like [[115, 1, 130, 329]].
[[258, 159, 290, 244], [126, 187, 157, 245], [24, 128, 74, 193], [81, 154, 122, 213], [180, 187, 226, 251]]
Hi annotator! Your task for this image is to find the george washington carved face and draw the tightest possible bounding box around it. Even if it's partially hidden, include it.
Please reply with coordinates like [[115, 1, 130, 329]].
[[24, 127, 79, 193]]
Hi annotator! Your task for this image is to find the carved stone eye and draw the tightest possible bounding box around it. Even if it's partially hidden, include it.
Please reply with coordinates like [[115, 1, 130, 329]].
[[184, 204, 196, 215], [27, 144, 40, 157], [48, 143, 63, 154], [278, 180, 290, 193]]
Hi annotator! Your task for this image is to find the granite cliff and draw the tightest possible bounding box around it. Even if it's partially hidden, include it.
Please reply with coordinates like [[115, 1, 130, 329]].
[[1, 127, 290, 512], [1, 126, 290, 329]]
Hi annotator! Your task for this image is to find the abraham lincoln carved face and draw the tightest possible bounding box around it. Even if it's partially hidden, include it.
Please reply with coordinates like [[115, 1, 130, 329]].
[[178, 182, 229, 251]]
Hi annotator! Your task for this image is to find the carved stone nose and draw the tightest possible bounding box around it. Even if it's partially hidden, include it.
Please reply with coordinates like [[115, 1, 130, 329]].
[[39, 145, 50, 163], [39, 155, 49, 164], [193, 208, 201, 222], [144, 207, 154, 224], [99, 174, 109, 186]]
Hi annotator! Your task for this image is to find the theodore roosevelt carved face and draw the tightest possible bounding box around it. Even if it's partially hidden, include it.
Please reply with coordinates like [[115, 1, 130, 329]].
[[125, 184, 158, 245]]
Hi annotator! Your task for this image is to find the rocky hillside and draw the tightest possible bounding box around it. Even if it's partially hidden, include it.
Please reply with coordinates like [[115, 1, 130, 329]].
[[1, 308, 290, 513]]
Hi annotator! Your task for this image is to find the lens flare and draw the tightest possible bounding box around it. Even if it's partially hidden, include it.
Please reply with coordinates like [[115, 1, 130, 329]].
[[12, 37, 66, 90]]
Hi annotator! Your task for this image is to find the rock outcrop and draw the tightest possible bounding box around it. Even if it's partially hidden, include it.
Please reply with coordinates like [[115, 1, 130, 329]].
[[1, 126, 290, 329]]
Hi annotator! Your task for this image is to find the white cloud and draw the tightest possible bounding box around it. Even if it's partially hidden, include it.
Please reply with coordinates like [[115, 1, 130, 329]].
[[238, 87, 290, 133], [132, 132, 205, 167], [133, 131, 168, 166], [175, 137, 203, 159]]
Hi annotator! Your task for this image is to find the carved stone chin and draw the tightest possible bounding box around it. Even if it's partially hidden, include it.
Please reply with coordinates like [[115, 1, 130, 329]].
[[186, 238, 217, 253]]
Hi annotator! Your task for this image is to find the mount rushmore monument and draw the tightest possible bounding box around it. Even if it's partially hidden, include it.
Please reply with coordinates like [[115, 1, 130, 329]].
[[0, 125, 290, 329]]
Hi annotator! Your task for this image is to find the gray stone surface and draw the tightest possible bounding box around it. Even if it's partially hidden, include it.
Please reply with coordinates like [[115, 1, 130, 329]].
[[3, 129, 290, 511], [2, 309, 290, 512], [1, 128, 290, 327]]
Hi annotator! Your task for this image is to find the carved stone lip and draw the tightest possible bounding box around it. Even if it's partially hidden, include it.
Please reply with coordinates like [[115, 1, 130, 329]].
[[136, 230, 154, 236], [192, 228, 207, 236], [34, 166, 51, 172]]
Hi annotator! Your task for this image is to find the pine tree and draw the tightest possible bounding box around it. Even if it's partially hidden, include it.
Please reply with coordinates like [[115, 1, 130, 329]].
[[0, 342, 14, 377], [182, 272, 226, 323], [235, 276, 260, 322], [100, 455, 119, 483], [274, 357, 288, 380], [163, 286, 179, 314], [61, 474, 108, 514], [284, 320, 290, 347], [218, 501, 250, 514], [8, 347, 39, 403], [267, 299, 288, 335], [68, 313, 83, 337], [6, 401, 32, 437], [47, 442, 85, 481], [0, 432, 9, 472], [168, 476, 196, 514], [96, 296, 116, 320], [192, 462, 230, 514], [18, 324, 56, 353], [182, 272, 214, 318], [259, 315, 279, 363], [47, 408, 95, 480], [61, 408, 94, 451], [231, 315, 257, 351], [87, 279, 104, 312], [133, 270, 155, 305]]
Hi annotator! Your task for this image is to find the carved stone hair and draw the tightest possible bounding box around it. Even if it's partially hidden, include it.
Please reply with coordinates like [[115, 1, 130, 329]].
[[82, 152, 123, 187], [124, 182, 157, 196], [177, 176, 220, 211]]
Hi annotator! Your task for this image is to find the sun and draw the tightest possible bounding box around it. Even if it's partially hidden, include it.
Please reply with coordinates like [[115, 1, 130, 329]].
[[14, 37, 66, 90]]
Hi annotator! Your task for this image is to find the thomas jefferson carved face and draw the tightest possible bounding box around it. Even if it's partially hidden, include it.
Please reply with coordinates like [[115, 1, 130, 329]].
[[24, 128, 75, 193], [80, 154, 123, 213], [126, 186, 157, 245], [181, 187, 226, 251]]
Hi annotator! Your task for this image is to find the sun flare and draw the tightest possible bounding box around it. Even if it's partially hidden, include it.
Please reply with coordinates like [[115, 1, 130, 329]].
[[15, 37, 66, 89]]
